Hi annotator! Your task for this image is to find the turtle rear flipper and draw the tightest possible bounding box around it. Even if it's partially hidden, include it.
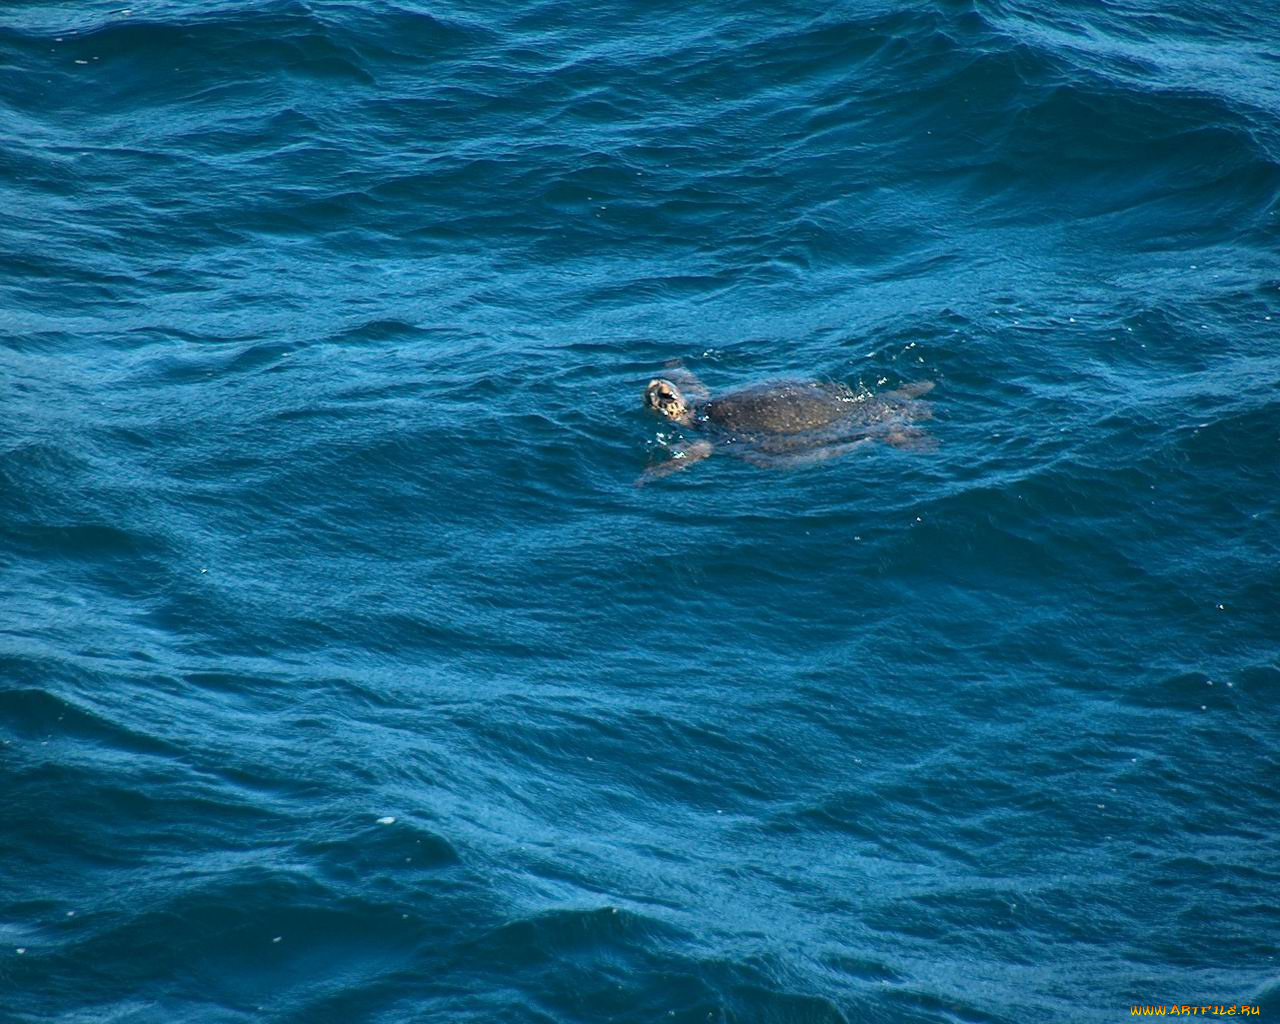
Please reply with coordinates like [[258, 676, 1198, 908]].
[[886, 380, 934, 401], [881, 380, 935, 424], [886, 427, 938, 451]]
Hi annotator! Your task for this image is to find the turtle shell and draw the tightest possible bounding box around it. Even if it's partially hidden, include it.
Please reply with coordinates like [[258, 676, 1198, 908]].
[[702, 381, 861, 436]]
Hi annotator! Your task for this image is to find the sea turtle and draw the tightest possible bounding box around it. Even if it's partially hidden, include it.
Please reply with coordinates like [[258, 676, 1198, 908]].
[[640, 366, 934, 483]]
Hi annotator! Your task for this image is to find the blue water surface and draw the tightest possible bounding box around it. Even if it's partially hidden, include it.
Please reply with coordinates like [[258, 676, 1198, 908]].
[[2, 1, 1278, 1021]]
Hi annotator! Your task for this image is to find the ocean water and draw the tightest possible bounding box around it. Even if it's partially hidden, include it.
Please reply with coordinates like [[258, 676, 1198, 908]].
[[2, 0, 1278, 1021]]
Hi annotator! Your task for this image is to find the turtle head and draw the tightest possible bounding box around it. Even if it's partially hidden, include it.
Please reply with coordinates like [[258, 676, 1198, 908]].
[[645, 378, 693, 425]]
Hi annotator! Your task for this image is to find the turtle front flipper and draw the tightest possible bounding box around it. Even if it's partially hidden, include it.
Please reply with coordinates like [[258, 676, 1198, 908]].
[[739, 438, 872, 470], [636, 440, 714, 486], [659, 361, 710, 402]]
